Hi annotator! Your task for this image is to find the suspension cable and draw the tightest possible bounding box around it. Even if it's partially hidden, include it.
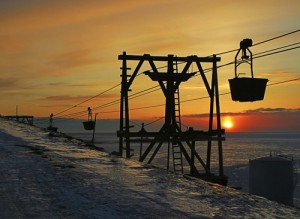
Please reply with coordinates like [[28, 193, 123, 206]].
[[54, 43, 300, 120], [54, 83, 120, 117], [49, 29, 300, 120], [214, 29, 300, 56], [253, 29, 300, 47]]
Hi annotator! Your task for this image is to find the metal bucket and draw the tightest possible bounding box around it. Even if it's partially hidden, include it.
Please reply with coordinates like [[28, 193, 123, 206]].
[[83, 121, 95, 130], [229, 77, 268, 102]]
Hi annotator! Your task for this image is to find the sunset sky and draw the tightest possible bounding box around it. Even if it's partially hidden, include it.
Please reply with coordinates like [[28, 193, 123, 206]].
[[0, 0, 299, 132]]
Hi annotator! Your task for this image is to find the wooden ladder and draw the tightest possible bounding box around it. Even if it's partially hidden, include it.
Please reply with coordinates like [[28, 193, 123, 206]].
[[172, 59, 183, 174], [172, 140, 183, 174]]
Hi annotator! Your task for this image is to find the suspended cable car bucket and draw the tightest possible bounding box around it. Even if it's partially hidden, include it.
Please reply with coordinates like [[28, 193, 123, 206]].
[[229, 77, 268, 102], [83, 121, 95, 130]]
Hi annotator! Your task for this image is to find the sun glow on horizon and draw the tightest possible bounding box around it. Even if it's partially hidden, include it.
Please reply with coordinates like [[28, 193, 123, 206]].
[[223, 116, 234, 129]]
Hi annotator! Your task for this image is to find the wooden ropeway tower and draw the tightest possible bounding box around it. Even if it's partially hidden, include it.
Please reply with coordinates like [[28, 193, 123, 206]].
[[117, 52, 227, 185]]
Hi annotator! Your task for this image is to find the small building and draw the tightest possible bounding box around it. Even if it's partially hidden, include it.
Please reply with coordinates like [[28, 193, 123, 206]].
[[249, 155, 294, 206]]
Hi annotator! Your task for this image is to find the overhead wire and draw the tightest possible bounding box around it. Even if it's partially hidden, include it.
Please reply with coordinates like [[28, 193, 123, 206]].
[[214, 29, 300, 56], [252, 29, 300, 47], [54, 65, 171, 119], [253, 41, 300, 56], [144, 117, 164, 127], [80, 77, 300, 119], [54, 83, 120, 117], [253, 45, 300, 59], [267, 77, 300, 86], [47, 29, 300, 124], [54, 42, 300, 123]]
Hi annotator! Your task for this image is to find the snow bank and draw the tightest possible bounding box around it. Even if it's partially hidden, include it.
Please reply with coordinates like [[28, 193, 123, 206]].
[[0, 119, 299, 218]]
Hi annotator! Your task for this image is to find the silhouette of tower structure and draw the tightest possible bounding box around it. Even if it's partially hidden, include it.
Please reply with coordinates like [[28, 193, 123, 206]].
[[117, 52, 227, 185]]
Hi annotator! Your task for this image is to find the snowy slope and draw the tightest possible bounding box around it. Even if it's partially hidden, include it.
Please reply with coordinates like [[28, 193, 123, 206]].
[[0, 119, 299, 218]]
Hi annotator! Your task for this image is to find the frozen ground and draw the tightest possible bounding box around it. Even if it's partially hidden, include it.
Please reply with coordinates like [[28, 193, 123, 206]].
[[0, 119, 300, 219]]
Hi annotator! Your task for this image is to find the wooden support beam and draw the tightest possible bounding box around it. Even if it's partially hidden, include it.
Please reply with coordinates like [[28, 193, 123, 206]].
[[118, 53, 221, 63], [148, 141, 164, 164], [177, 141, 199, 174], [118, 52, 226, 184]]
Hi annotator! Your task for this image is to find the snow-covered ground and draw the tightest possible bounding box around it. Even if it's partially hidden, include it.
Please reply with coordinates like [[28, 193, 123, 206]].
[[0, 119, 300, 218]]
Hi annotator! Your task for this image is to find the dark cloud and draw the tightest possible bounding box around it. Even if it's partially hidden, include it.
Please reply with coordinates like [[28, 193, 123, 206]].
[[43, 95, 88, 102], [47, 82, 98, 87], [182, 108, 300, 118], [47, 82, 68, 86], [243, 108, 297, 114], [38, 103, 73, 108], [40, 93, 118, 103], [0, 77, 20, 90]]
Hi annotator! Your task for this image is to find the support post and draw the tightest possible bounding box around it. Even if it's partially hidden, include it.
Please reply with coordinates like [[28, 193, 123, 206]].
[[213, 55, 224, 176], [125, 82, 131, 158], [92, 113, 98, 144], [206, 64, 215, 174], [119, 51, 129, 157], [190, 141, 196, 175]]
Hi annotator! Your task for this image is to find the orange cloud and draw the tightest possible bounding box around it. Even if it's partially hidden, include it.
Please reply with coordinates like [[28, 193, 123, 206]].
[[0, 1, 168, 35], [0, 0, 299, 118], [48, 49, 101, 70], [181, 108, 300, 132]]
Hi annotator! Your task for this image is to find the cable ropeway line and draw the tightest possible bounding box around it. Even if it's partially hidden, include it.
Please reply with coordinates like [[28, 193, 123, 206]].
[[214, 29, 300, 56], [43, 76, 300, 127], [54, 46, 300, 121], [47, 29, 300, 121]]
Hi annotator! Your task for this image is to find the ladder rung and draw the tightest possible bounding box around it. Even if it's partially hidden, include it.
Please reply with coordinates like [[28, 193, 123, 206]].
[[174, 163, 182, 166], [174, 164, 182, 167], [174, 159, 182, 162]]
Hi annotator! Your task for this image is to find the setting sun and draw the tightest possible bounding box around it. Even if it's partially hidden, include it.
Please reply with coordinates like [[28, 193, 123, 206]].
[[223, 117, 234, 129]]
